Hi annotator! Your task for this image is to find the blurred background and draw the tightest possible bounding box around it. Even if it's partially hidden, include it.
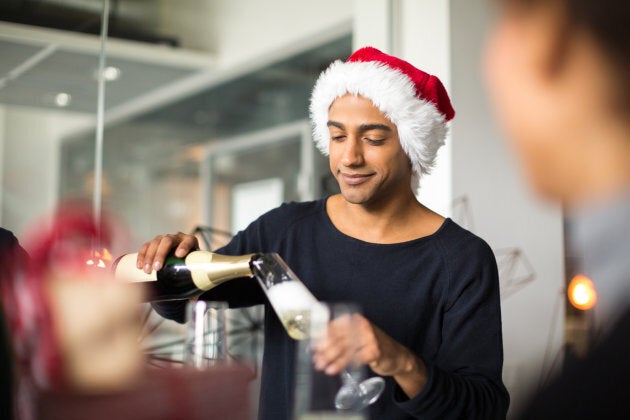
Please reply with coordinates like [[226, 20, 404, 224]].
[[0, 0, 583, 417]]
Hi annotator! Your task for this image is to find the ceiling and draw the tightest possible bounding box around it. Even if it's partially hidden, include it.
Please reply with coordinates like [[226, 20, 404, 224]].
[[0, 0, 178, 46], [0, 20, 214, 114]]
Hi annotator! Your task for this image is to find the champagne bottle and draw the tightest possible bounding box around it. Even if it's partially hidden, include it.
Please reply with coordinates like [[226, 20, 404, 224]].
[[113, 251, 260, 301]]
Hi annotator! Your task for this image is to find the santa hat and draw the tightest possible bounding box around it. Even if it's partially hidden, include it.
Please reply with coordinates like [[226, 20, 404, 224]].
[[309, 46, 455, 183]]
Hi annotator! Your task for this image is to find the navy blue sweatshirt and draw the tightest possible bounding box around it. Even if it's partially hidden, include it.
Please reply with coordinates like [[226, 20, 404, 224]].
[[153, 198, 509, 419]]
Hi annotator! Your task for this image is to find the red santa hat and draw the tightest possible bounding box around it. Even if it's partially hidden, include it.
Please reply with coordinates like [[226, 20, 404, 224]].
[[309, 46, 455, 184]]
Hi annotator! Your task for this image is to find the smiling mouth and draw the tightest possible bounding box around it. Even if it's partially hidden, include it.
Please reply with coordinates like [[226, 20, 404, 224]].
[[339, 172, 374, 186]]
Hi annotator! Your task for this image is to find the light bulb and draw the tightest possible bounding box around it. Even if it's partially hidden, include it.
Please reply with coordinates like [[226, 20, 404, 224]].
[[568, 274, 597, 310]]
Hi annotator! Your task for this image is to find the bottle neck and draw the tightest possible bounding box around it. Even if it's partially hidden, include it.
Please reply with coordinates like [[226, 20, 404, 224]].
[[185, 251, 257, 290]]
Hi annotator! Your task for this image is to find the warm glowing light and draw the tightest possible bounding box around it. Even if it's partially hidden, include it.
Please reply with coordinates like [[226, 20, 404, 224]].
[[85, 248, 113, 270], [568, 274, 597, 310], [100, 248, 113, 262]]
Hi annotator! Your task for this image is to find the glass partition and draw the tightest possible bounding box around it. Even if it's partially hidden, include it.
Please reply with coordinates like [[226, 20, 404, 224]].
[[59, 35, 350, 249]]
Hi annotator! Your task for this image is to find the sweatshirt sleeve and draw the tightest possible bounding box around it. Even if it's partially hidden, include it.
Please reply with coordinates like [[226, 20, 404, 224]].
[[395, 236, 510, 419]]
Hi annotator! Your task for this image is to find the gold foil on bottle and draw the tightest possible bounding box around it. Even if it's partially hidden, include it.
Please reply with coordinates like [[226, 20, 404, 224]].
[[185, 251, 255, 291]]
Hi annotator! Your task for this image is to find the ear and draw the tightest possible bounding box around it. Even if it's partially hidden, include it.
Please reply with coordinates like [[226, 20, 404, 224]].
[[524, 4, 575, 81], [542, 10, 574, 78]]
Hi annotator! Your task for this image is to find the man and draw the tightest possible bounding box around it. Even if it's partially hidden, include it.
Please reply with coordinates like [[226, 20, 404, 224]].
[[140, 47, 509, 419], [483, 0, 630, 418]]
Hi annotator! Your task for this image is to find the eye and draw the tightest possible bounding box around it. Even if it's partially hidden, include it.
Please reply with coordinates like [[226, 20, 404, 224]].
[[365, 138, 385, 146], [331, 135, 346, 142]]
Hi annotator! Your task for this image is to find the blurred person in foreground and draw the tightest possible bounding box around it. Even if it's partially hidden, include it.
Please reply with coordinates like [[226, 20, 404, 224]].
[[136, 47, 509, 420], [0, 206, 144, 419], [483, 0, 630, 418]]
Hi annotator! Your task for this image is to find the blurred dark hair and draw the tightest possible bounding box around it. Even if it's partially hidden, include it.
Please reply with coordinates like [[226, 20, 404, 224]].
[[499, 0, 630, 110]]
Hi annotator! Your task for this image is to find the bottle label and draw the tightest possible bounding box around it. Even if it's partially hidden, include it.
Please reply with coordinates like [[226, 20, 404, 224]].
[[115, 253, 157, 282]]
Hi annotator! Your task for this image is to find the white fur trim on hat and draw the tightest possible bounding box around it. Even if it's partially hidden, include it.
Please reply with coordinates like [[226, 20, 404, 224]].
[[309, 60, 449, 183]]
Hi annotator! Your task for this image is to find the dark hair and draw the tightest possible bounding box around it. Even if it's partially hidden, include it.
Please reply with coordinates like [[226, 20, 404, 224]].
[[500, 0, 630, 109]]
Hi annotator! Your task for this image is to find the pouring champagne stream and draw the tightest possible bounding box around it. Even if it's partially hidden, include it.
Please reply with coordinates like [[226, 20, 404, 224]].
[[250, 254, 385, 411]]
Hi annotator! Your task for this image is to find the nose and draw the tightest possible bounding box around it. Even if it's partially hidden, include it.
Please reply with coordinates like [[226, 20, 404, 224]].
[[339, 137, 364, 167]]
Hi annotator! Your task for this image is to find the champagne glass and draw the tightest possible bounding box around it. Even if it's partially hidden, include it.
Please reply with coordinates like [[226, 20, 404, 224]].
[[250, 253, 385, 411], [335, 364, 386, 410], [311, 302, 386, 411]]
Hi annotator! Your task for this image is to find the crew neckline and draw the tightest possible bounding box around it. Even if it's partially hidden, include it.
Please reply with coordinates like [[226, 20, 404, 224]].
[[317, 196, 451, 247]]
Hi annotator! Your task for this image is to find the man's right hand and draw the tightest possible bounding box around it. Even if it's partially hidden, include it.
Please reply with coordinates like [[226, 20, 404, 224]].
[[136, 232, 199, 273]]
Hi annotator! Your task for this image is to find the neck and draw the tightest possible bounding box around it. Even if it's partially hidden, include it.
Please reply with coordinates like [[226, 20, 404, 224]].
[[566, 120, 630, 208], [327, 190, 444, 244]]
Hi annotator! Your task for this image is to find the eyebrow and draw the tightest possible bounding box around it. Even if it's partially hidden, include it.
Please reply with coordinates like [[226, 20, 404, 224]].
[[327, 121, 392, 132]]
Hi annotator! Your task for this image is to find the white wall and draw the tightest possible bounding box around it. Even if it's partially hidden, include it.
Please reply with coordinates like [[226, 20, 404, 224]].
[[160, 0, 354, 68], [449, 0, 565, 416], [0, 107, 91, 236], [353, 0, 391, 52]]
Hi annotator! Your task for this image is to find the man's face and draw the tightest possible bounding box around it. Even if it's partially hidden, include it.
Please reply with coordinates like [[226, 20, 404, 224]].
[[327, 94, 412, 206]]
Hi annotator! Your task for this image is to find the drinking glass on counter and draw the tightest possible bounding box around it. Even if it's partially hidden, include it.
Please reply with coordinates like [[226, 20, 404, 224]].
[[184, 300, 228, 368]]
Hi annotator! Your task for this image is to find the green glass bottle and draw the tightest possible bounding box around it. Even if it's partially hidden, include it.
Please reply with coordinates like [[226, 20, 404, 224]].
[[113, 251, 259, 301]]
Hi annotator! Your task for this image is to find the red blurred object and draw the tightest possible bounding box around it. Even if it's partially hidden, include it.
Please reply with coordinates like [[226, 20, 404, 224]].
[[1, 200, 116, 390]]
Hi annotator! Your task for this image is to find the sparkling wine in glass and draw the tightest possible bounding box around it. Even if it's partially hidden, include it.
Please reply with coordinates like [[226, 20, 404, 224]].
[[250, 253, 385, 411]]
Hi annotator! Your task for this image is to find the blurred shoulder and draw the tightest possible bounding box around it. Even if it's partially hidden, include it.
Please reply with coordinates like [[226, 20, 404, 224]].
[[0, 228, 19, 249]]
